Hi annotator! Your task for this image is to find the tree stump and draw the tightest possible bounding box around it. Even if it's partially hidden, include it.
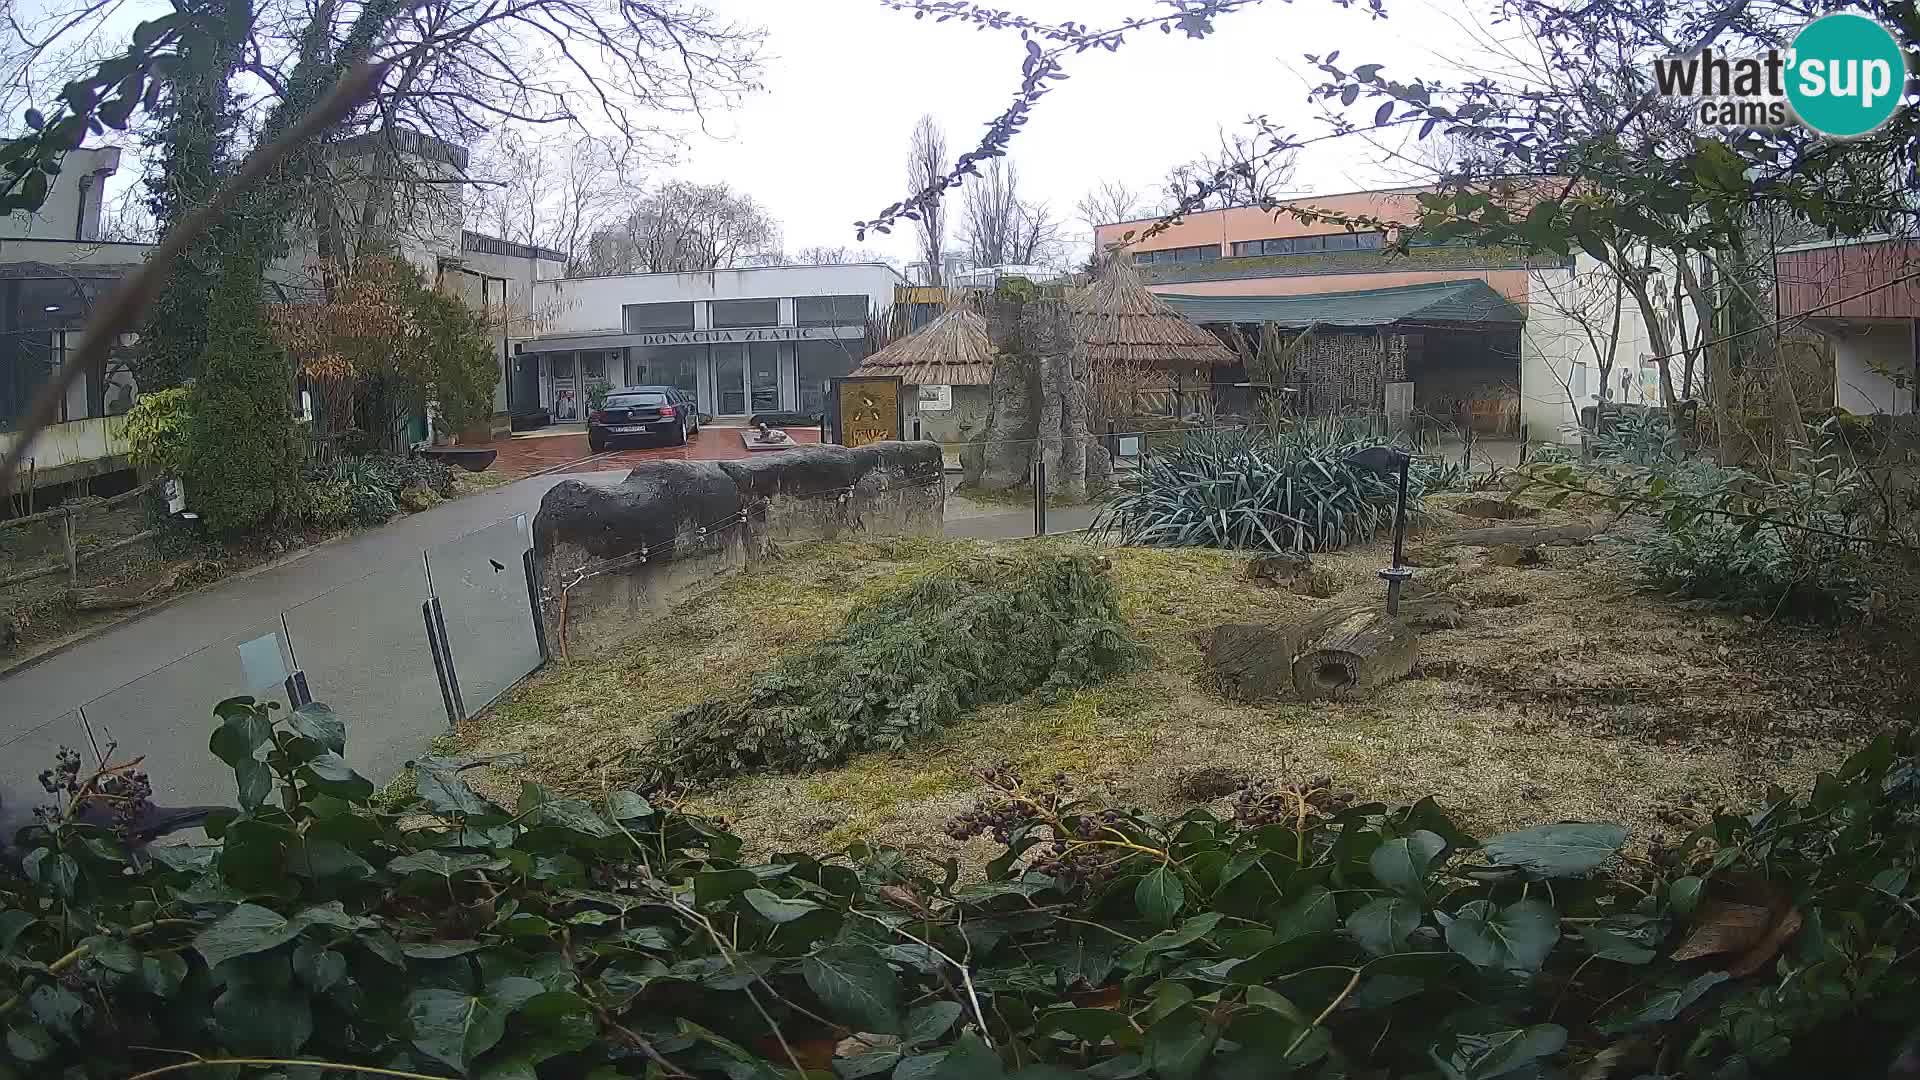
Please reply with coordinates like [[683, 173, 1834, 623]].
[[1289, 608, 1417, 702], [1204, 623, 1296, 703]]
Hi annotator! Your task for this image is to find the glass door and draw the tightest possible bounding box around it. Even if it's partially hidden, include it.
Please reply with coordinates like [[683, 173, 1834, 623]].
[[713, 344, 746, 415], [749, 343, 780, 414]]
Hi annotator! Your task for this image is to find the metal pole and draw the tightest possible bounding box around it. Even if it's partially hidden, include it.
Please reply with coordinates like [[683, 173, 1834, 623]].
[[423, 598, 463, 725], [61, 508, 76, 584], [523, 548, 550, 663], [1384, 457, 1411, 615], [1033, 455, 1047, 537]]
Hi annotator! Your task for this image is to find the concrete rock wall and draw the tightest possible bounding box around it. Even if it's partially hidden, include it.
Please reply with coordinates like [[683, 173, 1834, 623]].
[[534, 441, 944, 657]]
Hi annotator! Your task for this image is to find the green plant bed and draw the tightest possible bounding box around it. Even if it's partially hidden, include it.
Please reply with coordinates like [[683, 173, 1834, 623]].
[[5, 695, 1917, 1079], [637, 550, 1140, 784]]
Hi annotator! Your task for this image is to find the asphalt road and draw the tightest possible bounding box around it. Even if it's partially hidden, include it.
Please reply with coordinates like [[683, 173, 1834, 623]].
[[0, 470, 1099, 810]]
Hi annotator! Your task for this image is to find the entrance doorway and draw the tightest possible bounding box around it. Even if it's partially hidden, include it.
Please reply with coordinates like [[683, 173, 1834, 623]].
[[712, 343, 782, 416]]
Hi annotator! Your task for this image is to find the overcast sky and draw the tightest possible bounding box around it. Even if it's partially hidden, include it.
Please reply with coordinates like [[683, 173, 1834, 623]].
[[645, 0, 1510, 264]]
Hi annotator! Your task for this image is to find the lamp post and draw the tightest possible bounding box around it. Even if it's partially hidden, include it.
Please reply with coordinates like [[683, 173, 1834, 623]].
[[1343, 446, 1413, 616]]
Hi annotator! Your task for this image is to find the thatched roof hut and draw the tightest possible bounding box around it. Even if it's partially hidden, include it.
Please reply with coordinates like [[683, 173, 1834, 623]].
[[850, 304, 994, 386], [1070, 254, 1237, 369]]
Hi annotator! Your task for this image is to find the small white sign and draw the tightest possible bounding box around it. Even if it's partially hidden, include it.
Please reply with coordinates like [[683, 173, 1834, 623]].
[[163, 477, 187, 515], [918, 384, 953, 412], [237, 633, 288, 693], [1117, 435, 1142, 459]]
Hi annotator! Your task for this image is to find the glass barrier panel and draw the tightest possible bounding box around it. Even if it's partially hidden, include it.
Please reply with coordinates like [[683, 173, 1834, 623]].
[[79, 618, 292, 806], [426, 515, 542, 718], [0, 711, 100, 841], [283, 562, 439, 787]]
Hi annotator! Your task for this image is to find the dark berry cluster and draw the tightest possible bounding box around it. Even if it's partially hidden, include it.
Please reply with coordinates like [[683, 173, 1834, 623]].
[[945, 764, 1145, 889], [1230, 775, 1358, 829], [95, 761, 156, 842], [35, 744, 156, 844]]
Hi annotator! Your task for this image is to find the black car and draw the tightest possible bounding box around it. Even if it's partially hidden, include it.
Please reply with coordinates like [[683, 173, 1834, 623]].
[[588, 386, 701, 451]]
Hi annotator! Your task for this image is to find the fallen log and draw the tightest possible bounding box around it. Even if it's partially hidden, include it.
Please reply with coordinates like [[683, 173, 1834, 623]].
[[66, 560, 197, 611], [1443, 516, 1613, 548], [1290, 607, 1418, 702]]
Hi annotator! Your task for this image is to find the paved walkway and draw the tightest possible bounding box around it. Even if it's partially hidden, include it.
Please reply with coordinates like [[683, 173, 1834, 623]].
[[0, 462, 1104, 810], [477, 425, 824, 479]]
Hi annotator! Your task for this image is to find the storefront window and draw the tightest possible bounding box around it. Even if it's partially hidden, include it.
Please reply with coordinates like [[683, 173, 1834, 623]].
[[749, 343, 779, 413], [623, 302, 694, 332], [795, 294, 869, 327], [711, 298, 779, 328], [796, 339, 866, 419], [714, 344, 746, 415], [631, 344, 703, 411]]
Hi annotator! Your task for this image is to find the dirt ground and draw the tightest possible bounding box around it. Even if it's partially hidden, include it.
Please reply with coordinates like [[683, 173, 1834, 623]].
[[455, 495, 1916, 869]]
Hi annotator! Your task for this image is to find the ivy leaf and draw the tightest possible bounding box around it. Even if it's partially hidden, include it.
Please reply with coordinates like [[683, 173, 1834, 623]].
[[1340, 83, 1359, 106], [414, 763, 495, 816], [81, 935, 140, 974], [1272, 886, 1337, 942], [5, 1022, 55, 1062], [1144, 1006, 1214, 1080], [1135, 866, 1185, 927], [28, 985, 86, 1039], [407, 983, 534, 1073], [803, 943, 902, 1034], [1579, 915, 1665, 965], [388, 851, 505, 880], [1441, 899, 1560, 973], [1430, 1024, 1568, 1080], [1370, 830, 1445, 899], [301, 751, 373, 800], [293, 940, 347, 993], [1669, 875, 1704, 916], [1121, 912, 1223, 969], [742, 888, 823, 924], [1347, 897, 1421, 956], [194, 903, 307, 968], [906, 1001, 963, 1045], [213, 985, 312, 1055], [1481, 823, 1627, 878], [695, 868, 758, 905], [1374, 100, 1394, 127], [1601, 971, 1729, 1033], [139, 952, 188, 998], [288, 702, 345, 753]]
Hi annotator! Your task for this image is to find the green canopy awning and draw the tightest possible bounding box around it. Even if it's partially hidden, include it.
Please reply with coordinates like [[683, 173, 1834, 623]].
[[1159, 279, 1525, 329]]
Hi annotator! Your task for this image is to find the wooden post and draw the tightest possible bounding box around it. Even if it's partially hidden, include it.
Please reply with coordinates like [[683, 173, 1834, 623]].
[[61, 508, 77, 585]]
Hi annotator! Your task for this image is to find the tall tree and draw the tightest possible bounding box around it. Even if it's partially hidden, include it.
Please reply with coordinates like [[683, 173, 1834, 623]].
[[960, 158, 1062, 267], [1158, 127, 1297, 212], [471, 131, 629, 275], [905, 114, 948, 284], [586, 180, 780, 274], [793, 245, 893, 265]]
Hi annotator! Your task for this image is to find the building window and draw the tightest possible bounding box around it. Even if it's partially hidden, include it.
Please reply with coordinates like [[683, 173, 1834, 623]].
[[1133, 244, 1219, 266], [582, 352, 607, 381], [623, 302, 694, 333], [795, 294, 869, 327], [796, 339, 865, 419], [1229, 231, 1386, 257], [710, 298, 779, 329], [549, 352, 575, 379], [631, 344, 703, 410]]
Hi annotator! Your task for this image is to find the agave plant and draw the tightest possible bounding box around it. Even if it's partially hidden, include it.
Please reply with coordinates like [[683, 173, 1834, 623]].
[[1094, 421, 1444, 552]]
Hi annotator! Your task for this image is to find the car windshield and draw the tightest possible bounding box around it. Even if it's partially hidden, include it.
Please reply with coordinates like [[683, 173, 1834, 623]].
[[605, 392, 668, 408]]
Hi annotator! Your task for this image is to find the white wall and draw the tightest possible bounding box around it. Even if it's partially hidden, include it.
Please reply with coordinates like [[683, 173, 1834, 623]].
[[0, 146, 120, 241], [0, 414, 128, 473], [1518, 253, 1674, 441], [0, 237, 153, 266], [530, 263, 904, 337], [1833, 321, 1914, 414]]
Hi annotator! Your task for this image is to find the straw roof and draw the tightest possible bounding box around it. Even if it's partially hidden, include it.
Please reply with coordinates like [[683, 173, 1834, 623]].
[[1070, 254, 1238, 368], [850, 304, 995, 386]]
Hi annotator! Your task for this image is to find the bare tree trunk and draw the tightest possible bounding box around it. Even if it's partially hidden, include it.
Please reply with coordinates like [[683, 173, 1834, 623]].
[[978, 299, 1040, 491], [1036, 348, 1065, 495]]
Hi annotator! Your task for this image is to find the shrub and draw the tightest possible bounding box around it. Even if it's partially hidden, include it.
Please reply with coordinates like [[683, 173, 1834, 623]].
[[1095, 423, 1443, 552], [642, 551, 1139, 783], [182, 270, 306, 534], [4, 698, 1916, 1079], [118, 386, 192, 475]]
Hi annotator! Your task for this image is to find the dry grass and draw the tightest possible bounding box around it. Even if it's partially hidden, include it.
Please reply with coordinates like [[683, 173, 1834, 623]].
[[455, 496, 1914, 870]]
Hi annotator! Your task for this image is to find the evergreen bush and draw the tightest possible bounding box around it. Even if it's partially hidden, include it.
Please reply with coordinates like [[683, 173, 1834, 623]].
[[642, 551, 1139, 783], [181, 268, 307, 535]]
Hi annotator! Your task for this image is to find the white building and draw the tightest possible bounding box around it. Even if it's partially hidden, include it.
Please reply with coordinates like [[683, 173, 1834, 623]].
[[515, 263, 906, 422], [1775, 235, 1919, 416]]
